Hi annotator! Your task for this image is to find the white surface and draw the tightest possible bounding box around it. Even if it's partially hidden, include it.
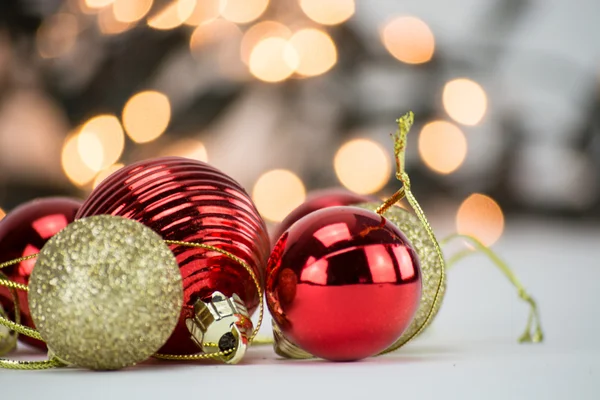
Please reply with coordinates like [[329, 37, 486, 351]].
[[1, 218, 598, 399]]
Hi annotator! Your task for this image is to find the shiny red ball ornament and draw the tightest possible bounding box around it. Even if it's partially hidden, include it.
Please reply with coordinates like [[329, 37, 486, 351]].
[[272, 189, 375, 244], [0, 197, 82, 350], [267, 206, 422, 361], [77, 157, 270, 355]]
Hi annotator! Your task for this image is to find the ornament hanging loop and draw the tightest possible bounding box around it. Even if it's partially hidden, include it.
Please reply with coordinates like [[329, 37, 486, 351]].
[[442, 233, 544, 343], [377, 112, 447, 354]]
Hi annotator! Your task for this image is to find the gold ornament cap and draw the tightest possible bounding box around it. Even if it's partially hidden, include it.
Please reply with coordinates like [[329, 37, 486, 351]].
[[29, 215, 184, 370], [186, 291, 252, 364]]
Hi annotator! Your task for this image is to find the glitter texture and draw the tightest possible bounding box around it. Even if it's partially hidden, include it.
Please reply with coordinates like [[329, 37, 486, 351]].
[[0, 303, 16, 356], [29, 215, 183, 370], [358, 203, 446, 351]]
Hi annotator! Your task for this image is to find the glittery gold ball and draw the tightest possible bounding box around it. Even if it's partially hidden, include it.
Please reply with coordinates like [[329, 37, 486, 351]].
[[29, 215, 183, 370], [0, 302, 16, 356], [357, 203, 446, 352]]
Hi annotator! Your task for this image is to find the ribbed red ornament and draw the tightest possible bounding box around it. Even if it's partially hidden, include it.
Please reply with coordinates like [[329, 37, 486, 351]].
[[76, 157, 269, 355], [0, 197, 82, 350]]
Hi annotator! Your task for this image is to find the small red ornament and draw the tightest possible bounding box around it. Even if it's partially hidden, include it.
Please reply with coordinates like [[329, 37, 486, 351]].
[[0, 197, 82, 350], [267, 206, 422, 361], [77, 157, 269, 357], [273, 189, 374, 244]]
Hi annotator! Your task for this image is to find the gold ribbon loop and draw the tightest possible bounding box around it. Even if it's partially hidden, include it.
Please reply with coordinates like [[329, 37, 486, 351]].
[[441, 233, 544, 343]]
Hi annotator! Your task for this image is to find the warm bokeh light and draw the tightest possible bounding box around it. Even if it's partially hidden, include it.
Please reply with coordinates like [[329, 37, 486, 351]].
[[78, 115, 125, 171], [77, 131, 104, 172], [221, 0, 269, 24], [185, 0, 222, 25], [298, 0, 355, 25], [456, 193, 505, 246], [93, 163, 125, 189], [0, 208, 5, 221], [37, 13, 79, 59], [249, 37, 298, 83], [419, 121, 467, 174], [443, 78, 488, 126], [161, 139, 208, 162], [381, 16, 435, 64], [86, 0, 114, 9], [190, 18, 240, 51], [334, 139, 391, 195], [113, 0, 153, 23], [98, 6, 133, 34], [288, 28, 337, 77], [147, 0, 196, 30], [253, 169, 306, 222], [189, 19, 246, 79], [62, 134, 100, 186], [240, 21, 291, 65], [122, 91, 171, 143]]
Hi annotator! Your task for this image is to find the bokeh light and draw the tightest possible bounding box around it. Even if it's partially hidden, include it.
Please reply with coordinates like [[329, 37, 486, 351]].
[[241, 21, 291, 65], [93, 163, 125, 189], [253, 169, 306, 222], [443, 78, 488, 126], [161, 139, 208, 162], [122, 91, 171, 143], [381, 16, 435, 64], [98, 6, 133, 34], [113, 0, 153, 23], [86, 0, 114, 9], [456, 193, 505, 246], [334, 139, 391, 194], [77, 131, 104, 171], [419, 121, 467, 174], [78, 115, 125, 171], [298, 0, 355, 25], [249, 37, 298, 83], [62, 134, 100, 187], [288, 28, 337, 77], [0, 208, 5, 221], [37, 13, 79, 59], [184, 0, 222, 25], [220, 0, 269, 24], [190, 18, 240, 51], [147, 0, 196, 30]]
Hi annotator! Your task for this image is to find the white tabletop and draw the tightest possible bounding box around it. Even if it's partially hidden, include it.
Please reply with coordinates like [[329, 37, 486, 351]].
[[1, 217, 598, 400]]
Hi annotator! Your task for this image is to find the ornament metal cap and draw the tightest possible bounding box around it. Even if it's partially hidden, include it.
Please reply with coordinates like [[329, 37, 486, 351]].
[[186, 291, 252, 364]]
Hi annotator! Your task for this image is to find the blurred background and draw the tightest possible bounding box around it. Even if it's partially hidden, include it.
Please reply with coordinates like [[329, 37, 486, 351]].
[[0, 0, 599, 246]]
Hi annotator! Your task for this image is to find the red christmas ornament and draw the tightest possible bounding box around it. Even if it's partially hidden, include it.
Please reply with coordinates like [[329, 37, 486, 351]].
[[77, 157, 270, 358], [267, 206, 422, 361], [0, 197, 82, 350], [273, 189, 374, 244]]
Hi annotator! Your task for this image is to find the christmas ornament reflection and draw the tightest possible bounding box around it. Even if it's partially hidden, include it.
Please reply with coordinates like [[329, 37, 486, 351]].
[[0, 197, 82, 350], [77, 157, 269, 363], [268, 206, 421, 361]]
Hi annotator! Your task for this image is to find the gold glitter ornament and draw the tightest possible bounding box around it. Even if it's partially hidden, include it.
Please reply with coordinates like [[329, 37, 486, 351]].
[[28, 215, 183, 370], [357, 202, 446, 352], [0, 303, 16, 356]]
